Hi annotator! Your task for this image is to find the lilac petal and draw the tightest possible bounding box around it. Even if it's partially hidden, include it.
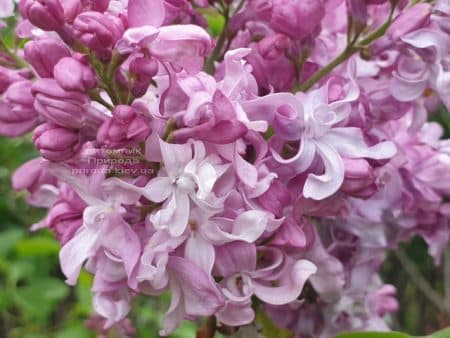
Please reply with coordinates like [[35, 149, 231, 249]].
[[273, 103, 303, 141], [216, 302, 255, 326], [128, 0, 165, 28], [328, 59, 360, 111], [242, 93, 301, 132], [270, 217, 307, 248], [190, 162, 216, 200], [388, 4, 432, 41], [303, 141, 345, 200], [200, 219, 236, 245], [213, 90, 236, 121], [435, 64, 450, 110], [214, 242, 257, 277], [323, 128, 397, 160], [48, 164, 104, 205], [178, 120, 248, 144], [271, 137, 316, 173], [253, 260, 316, 305], [117, 26, 160, 54], [101, 177, 146, 205], [138, 230, 185, 287], [27, 184, 59, 208], [221, 48, 261, 99], [234, 146, 258, 188], [402, 29, 450, 59], [143, 177, 173, 202], [102, 217, 141, 289], [0, 0, 13, 18], [202, 211, 269, 244], [168, 256, 224, 315], [251, 246, 285, 280], [436, 0, 450, 14], [12, 158, 45, 191], [304, 228, 345, 301], [160, 281, 184, 336], [145, 131, 163, 162], [59, 226, 101, 285], [170, 190, 190, 236], [231, 210, 269, 242], [409, 102, 428, 131], [183, 91, 214, 124], [390, 72, 428, 102], [151, 190, 190, 237], [149, 25, 213, 73], [159, 138, 192, 178], [93, 290, 131, 328], [185, 234, 215, 275]]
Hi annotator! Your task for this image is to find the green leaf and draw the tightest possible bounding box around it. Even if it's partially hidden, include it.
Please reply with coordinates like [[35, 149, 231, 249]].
[[55, 323, 94, 338], [428, 327, 450, 338], [8, 260, 33, 284], [336, 332, 411, 338], [15, 277, 69, 322], [255, 307, 293, 338], [172, 320, 197, 338], [15, 236, 60, 256], [0, 229, 24, 255], [203, 9, 225, 37]]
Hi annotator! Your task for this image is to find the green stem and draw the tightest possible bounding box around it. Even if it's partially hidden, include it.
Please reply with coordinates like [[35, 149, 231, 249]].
[[298, 3, 397, 92], [394, 249, 450, 315], [162, 119, 177, 142], [298, 45, 357, 92], [88, 52, 127, 106], [88, 89, 114, 111], [204, 6, 230, 74], [0, 38, 27, 69]]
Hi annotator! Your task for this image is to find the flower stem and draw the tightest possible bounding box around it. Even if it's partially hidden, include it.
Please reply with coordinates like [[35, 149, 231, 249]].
[[205, 5, 230, 74], [298, 3, 397, 92], [0, 37, 27, 69], [395, 249, 450, 315]]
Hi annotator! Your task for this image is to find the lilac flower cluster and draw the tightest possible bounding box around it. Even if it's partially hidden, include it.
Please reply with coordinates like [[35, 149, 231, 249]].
[[1, 0, 450, 336]]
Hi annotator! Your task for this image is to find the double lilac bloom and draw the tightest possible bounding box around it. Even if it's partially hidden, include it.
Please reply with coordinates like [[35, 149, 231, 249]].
[[2, 0, 450, 336]]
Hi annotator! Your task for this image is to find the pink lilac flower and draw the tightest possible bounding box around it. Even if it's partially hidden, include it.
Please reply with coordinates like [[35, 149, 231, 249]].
[[3, 0, 450, 336]]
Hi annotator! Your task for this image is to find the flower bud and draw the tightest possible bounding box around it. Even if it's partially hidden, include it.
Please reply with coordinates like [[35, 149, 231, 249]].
[[54, 57, 96, 92], [257, 34, 290, 60], [0, 80, 40, 137], [24, 0, 65, 31], [246, 35, 296, 92], [148, 25, 214, 73], [368, 285, 399, 316], [12, 157, 57, 193], [24, 39, 71, 78], [47, 200, 83, 244], [33, 122, 82, 161], [73, 11, 125, 59], [388, 3, 432, 41], [63, 0, 110, 22], [32, 78, 89, 128], [347, 0, 369, 29], [129, 57, 158, 97], [0, 66, 24, 94], [341, 158, 377, 198], [97, 105, 150, 148], [129, 57, 158, 79], [269, 0, 325, 39]]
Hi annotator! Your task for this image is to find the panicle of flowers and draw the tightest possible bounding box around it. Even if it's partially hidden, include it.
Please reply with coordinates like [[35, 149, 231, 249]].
[[0, 0, 449, 336]]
